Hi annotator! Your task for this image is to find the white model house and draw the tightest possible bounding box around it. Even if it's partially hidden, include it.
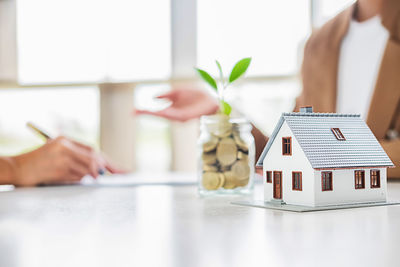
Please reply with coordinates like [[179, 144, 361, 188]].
[[256, 107, 394, 207]]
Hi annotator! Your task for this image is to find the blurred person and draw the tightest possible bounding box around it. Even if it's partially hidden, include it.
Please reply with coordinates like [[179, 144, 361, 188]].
[[136, 0, 400, 178], [0, 136, 121, 186]]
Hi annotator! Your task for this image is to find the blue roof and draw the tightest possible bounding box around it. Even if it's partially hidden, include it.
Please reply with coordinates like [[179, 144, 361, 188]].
[[256, 112, 394, 169]]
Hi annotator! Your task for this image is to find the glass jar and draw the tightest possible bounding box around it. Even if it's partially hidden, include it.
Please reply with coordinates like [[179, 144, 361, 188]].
[[198, 114, 255, 195]]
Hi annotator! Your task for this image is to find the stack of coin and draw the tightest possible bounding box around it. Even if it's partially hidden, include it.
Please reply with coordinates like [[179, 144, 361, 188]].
[[201, 116, 251, 191]]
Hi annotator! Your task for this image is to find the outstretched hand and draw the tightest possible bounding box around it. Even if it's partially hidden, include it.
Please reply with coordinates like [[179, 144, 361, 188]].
[[134, 88, 219, 122]]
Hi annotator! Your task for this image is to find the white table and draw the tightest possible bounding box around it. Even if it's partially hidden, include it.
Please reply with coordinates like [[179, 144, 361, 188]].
[[1, 173, 400, 267]]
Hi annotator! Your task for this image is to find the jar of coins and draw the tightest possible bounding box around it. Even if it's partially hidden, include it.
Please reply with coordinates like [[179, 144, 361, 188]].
[[198, 114, 255, 195]]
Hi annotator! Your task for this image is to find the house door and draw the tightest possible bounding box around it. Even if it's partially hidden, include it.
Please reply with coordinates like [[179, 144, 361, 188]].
[[273, 171, 282, 199]]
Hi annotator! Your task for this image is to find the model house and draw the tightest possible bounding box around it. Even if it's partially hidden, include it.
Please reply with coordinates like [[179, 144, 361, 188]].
[[256, 107, 394, 207]]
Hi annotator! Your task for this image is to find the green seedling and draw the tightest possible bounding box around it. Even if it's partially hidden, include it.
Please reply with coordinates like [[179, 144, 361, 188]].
[[195, 57, 252, 116]]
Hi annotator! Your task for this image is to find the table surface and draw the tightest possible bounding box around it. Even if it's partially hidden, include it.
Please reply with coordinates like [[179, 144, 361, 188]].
[[1, 173, 400, 267]]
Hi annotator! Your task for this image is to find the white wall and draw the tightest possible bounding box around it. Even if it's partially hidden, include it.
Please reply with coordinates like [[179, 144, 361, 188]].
[[263, 121, 315, 206], [314, 168, 387, 206]]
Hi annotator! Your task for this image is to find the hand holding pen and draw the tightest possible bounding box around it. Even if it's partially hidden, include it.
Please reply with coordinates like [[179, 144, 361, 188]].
[[27, 122, 107, 176], [8, 122, 125, 186]]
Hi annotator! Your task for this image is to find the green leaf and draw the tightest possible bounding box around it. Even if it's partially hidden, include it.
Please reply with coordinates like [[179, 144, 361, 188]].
[[220, 100, 232, 116], [228, 57, 252, 83], [195, 68, 218, 91], [215, 60, 224, 82]]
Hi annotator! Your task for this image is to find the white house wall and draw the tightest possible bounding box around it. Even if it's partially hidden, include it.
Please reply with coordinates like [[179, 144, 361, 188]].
[[263, 121, 315, 206], [314, 168, 387, 206]]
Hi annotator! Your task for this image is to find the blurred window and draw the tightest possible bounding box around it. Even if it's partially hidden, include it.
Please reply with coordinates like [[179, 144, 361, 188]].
[[16, 0, 171, 84], [198, 0, 311, 77]]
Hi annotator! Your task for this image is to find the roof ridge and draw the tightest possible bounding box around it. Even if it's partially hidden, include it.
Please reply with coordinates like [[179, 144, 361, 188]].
[[283, 112, 360, 117]]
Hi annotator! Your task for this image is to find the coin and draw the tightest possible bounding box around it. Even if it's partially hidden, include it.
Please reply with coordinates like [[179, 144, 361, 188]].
[[219, 164, 232, 172], [217, 172, 226, 189], [208, 114, 230, 122], [231, 160, 250, 180], [214, 128, 232, 138], [233, 133, 248, 152], [202, 172, 222, 190], [202, 136, 219, 152], [236, 177, 249, 187], [212, 122, 232, 138], [237, 151, 248, 161], [209, 114, 233, 138], [216, 137, 238, 166], [202, 152, 217, 165], [222, 171, 236, 189], [203, 163, 218, 172]]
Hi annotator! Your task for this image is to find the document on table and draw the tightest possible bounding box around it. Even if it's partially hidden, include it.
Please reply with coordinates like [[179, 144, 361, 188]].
[[81, 172, 198, 187]]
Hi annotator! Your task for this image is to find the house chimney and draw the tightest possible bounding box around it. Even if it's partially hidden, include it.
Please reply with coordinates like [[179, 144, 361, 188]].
[[300, 106, 313, 113]]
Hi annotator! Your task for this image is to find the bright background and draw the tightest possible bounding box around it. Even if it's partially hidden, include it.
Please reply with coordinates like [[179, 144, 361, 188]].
[[0, 0, 355, 172]]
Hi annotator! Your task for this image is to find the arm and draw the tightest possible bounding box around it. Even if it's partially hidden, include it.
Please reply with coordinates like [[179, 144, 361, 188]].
[[135, 88, 219, 122], [0, 157, 17, 185], [0, 137, 123, 186], [382, 0, 400, 43]]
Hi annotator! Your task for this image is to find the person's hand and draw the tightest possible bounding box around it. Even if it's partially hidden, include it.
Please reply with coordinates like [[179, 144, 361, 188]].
[[11, 136, 124, 186], [135, 88, 219, 122]]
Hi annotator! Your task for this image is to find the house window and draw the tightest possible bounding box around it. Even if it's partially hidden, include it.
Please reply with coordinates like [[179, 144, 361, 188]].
[[331, 128, 346, 141], [354, 170, 365, 189], [266, 171, 272, 183], [292, 172, 302, 191], [321, 171, 333, 191], [282, 137, 292, 155], [371, 170, 381, 188]]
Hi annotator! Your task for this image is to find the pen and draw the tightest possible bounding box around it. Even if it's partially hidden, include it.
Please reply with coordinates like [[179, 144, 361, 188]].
[[26, 122, 52, 140], [26, 122, 105, 175]]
